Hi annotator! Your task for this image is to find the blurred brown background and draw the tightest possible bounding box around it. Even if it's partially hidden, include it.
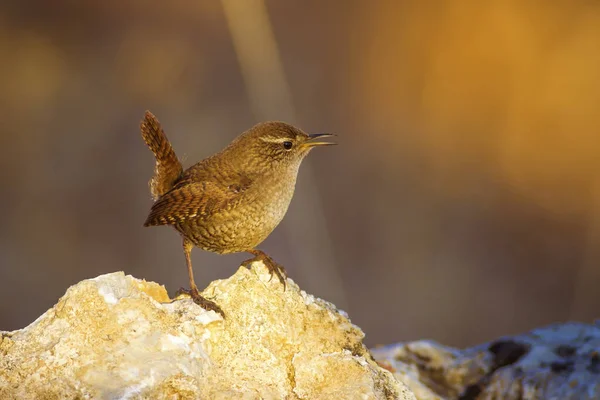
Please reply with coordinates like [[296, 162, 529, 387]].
[[1, 0, 599, 348]]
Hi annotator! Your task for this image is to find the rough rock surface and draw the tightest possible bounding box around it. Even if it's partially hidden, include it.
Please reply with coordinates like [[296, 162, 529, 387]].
[[371, 322, 600, 400], [0, 263, 413, 400]]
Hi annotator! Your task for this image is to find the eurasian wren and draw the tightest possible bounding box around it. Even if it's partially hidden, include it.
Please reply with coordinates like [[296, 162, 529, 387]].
[[140, 111, 335, 315]]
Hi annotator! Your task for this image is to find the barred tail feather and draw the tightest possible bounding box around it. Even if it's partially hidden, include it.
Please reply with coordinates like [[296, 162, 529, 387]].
[[140, 111, 183, 200]]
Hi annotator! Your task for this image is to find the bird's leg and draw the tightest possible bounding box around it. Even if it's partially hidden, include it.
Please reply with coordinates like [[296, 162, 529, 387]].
[[242, 249, 287, 290], [175, 238, 224, 316], [182, 238, 198, 293]]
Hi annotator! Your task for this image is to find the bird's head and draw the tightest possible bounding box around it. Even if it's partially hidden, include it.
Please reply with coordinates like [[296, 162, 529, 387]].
[[229, 121, 336, 172]]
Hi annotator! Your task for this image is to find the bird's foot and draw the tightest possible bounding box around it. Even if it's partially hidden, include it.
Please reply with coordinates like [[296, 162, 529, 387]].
[[175, 287, 225, 317], [242, 250, 287, 290]]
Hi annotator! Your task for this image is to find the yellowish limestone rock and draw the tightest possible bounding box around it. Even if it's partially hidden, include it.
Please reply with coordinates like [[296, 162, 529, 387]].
[[0, 262, 413, 400]]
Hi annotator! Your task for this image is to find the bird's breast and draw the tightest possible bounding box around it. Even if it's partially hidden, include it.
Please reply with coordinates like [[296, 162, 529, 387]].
[[244, 174, 297, 232], [181, 172, 298, 254]]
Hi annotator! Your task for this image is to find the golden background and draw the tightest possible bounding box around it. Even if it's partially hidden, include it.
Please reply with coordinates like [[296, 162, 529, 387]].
[[1, 0, 599, 347]]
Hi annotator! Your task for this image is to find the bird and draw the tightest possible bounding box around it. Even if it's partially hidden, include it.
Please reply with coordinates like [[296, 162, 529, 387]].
[[140, 111, 335, 316]]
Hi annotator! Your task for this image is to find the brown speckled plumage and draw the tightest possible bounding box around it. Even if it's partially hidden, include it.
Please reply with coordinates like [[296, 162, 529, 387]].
[[140, 114, 183, 200], [140, 111, 335, 316]]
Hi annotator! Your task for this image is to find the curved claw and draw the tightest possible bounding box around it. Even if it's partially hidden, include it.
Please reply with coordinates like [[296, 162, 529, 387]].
[[243, 250, 288, 291], [175, 287, 225, 317]]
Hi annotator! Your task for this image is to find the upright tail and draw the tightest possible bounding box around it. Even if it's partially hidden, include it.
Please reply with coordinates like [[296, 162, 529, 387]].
[[140, 111, 183, 200]]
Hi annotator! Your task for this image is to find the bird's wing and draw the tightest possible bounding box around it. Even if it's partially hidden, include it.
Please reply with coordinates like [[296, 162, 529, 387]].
[[143, 175, 252, 226]]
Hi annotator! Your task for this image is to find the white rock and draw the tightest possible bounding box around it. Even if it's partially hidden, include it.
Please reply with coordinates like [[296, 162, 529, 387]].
[[0, 262, 413, 400], [371, 322, 600, 400]]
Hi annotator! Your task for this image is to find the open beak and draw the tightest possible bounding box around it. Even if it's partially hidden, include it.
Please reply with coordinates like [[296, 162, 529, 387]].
[[303, 133, 337, 148]]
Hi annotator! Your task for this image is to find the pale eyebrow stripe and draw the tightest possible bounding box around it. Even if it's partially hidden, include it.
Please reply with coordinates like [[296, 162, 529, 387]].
[[259, 136, 291, 143]]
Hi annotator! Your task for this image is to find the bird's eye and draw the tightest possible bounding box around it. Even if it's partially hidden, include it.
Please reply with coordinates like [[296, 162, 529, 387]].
[[283, 141, 293, 150]]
